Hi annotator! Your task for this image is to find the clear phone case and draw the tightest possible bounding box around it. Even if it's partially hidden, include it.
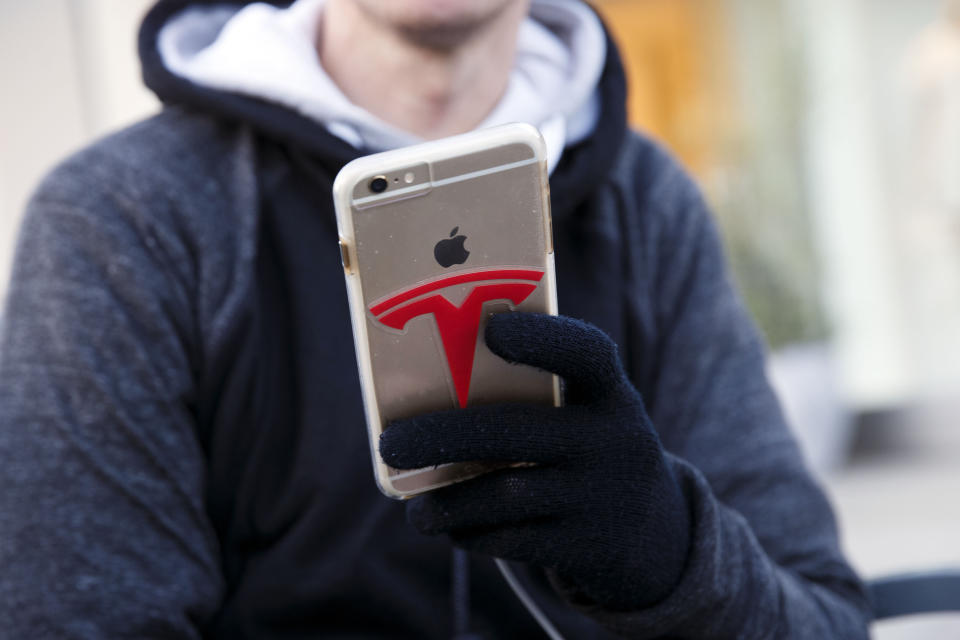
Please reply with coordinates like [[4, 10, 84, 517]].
[[333, 123, 560, 498]]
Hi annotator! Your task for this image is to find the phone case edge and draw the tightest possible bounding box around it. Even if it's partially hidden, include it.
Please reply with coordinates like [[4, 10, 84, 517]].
[[333, 124, 558, 499]]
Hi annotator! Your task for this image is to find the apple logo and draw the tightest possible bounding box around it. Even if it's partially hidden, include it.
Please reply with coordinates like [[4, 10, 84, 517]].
[[434, 226, 470, 268]]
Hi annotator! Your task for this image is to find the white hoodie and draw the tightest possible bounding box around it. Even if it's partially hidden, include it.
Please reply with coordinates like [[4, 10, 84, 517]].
[[158, 0, 606, 172]]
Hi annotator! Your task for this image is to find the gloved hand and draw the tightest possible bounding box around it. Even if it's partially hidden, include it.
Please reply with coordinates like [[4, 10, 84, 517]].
[[379, 313, 691, 611]]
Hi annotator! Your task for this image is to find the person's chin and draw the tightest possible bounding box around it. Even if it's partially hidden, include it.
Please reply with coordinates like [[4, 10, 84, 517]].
[[357, 0, 519, 48]]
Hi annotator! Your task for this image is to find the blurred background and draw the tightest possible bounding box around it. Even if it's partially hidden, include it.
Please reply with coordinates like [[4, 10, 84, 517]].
[[1, 1, 958, 636]]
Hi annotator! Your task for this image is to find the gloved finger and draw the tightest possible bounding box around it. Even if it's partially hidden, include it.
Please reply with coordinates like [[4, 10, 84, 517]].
[[485, 313, 629, 404], [405, 466, 571, 535], [380, 403, 590, 469]]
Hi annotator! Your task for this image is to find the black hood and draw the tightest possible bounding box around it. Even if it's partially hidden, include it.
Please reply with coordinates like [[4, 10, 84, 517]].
[[138, 0, 628, 216]]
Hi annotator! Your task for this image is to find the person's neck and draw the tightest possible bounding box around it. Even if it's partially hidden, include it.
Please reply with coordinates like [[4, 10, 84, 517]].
[[319, 1, 527, 139]]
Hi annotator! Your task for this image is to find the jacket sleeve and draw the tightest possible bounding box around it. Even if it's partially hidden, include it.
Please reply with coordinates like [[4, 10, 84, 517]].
[[0, 153, 225, 638], [581, 147, 872, 638]]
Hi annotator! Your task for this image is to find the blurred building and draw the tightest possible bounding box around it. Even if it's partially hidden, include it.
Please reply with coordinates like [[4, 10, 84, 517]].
[[0, 0, 158, 307], [597, 0, 960, 411]]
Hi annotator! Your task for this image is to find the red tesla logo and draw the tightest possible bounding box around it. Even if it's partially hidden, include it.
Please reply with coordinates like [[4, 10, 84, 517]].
[[369, 268, 545, 408]]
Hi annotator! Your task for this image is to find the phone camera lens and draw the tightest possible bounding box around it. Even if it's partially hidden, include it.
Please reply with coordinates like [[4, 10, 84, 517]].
[[370, 176, 388, 193]]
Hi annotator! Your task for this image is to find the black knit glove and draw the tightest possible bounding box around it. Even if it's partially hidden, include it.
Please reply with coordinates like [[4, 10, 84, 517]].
[[379, 313, 691, 611]]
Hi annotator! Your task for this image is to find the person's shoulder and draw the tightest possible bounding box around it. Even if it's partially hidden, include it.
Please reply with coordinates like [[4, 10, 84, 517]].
[[24, 107, 259, 279], [609, 130, 705, 216], [605, 130, 715, 250], [89, 106, 237, 161], [21, 108, 258, 300], [32, 107, 249, 214]]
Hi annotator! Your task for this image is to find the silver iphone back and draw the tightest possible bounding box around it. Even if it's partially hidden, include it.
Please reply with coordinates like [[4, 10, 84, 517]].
[[333, 123, 560, 499]]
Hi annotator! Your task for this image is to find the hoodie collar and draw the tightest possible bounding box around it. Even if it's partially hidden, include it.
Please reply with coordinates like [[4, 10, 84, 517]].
[[139, 0, 627, 215], [154, 0, 604, 173]]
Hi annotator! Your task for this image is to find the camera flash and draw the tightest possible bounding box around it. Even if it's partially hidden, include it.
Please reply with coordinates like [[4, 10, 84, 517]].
[[404, 172, 415, 184]]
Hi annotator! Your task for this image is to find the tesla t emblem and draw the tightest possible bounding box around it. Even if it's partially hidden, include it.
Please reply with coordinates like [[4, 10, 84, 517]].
[[369, 268, 545, 408]]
